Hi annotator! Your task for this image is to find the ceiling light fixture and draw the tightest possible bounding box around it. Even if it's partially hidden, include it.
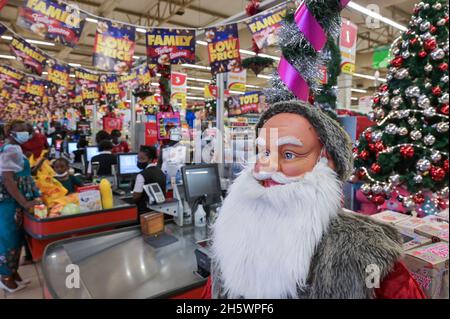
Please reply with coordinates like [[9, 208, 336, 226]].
[[182, 64, 211, 70], [351, 88, 368, 93], [348, 1, 407, 31]]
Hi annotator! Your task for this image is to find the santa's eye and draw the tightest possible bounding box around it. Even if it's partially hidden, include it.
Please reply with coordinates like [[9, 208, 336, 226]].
[[283, 151, 296, 160]]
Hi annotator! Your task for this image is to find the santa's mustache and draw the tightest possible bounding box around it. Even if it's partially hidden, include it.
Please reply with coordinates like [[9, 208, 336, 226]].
[[252, 170, 303, 185]]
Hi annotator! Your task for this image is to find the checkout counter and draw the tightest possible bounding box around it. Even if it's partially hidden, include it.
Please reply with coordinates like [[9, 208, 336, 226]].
[[39, 163, 227, 299]]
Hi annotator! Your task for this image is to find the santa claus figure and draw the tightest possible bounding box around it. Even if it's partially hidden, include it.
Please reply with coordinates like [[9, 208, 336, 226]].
[[203, 101, 425, 299]]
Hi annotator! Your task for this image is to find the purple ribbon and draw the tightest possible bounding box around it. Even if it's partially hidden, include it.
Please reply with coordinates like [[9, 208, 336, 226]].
[[278, 0, 350, 101]]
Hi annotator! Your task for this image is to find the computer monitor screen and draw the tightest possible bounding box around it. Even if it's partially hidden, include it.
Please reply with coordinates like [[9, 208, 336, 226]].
[[47, 137, 52, 146], [68, 142, 78, 154], [86, 146, 100, 162], [182, 164, 222, 202], [118, 153, 140, 175]]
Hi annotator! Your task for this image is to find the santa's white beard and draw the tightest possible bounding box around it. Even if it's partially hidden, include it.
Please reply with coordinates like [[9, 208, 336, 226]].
[[211, 161, 343, 299]]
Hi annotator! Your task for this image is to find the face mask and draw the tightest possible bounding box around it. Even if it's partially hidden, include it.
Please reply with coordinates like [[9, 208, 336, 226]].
[[11, 131, 31, 144], [137, 162, 148, 170], [54, 172, 68, 178]]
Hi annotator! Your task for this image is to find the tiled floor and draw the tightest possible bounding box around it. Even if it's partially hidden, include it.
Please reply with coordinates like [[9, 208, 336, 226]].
[[0, 257, 45, 299]]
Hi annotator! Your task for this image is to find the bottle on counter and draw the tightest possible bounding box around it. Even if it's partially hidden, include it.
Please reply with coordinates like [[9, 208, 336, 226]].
[[99, 178, 114, 209], [195, 204, 206, 228]]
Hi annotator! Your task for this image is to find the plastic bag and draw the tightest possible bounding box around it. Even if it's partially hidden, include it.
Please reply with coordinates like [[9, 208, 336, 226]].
[[36, 159, 56, 179], [0, 144, 24, 174], [35, 175, 68, 206]]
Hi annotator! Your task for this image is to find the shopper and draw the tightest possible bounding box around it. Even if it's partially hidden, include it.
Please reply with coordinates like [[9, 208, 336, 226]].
[[95, 130, 112, 145], [88, 140, 117, 176], [0, 120, 40, 293], [111, 129, 130, 154], [73, 136, 89, 163], [48, 122, 66, 145], [132, 146, 166, 214], [52, 158, 84, 194], [21, 124, 49, 159]]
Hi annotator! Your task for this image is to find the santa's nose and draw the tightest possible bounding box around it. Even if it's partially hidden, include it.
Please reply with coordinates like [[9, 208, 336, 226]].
[[255, 156, 279, 173]]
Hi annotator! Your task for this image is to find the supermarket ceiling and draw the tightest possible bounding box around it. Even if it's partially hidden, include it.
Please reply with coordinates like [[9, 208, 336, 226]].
[[0, 0, 417, 98]]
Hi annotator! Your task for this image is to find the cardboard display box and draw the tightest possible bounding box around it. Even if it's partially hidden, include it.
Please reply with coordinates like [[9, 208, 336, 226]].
[[415, 222, 449, 243], [396, 217, 430, 237], [140, 212, 164, 236], [371, 210, 411, 225], [404, 243, 449, 299], [400, 232, 432, 252], [77, 185, 102, 213]]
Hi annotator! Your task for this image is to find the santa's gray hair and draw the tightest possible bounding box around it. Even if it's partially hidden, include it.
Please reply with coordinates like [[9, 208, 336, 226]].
[[256, 100, 353, 182]]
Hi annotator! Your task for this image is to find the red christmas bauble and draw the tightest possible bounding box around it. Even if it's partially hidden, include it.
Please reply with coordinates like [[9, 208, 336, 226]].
[[380, 84, 389, 92], [365, 131, 373, 142], [438, 199, 447, 210], [431, 166, 446, 182], [391, 57, 404, 67], [372, 195, 386, 205], [418, 51, 428, 58], [439, 63, 449, 71], [353, 147, 359, 154], [432, 86, 442, 96], [359, 150, 370, 161], [441, 104, 449, 115], [445, 16, 449, 24], [424, 39, 437, 51], [375, 141, 385, 152], [400, 145, 415, 159], [430, 26, 437, 33], [371, 163, 382, 174], [357, 170, 366, 179], [368, 143, 377, 152], [410, 38, 418, 45], [413, 194, 426, 205], [308, 94, 315, 105], [373, 97, 380, 104], [444, 160, 449, 173]]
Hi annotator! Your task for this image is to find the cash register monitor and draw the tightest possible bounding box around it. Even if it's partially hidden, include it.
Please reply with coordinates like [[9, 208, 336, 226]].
[[118, 153, 140, 175], [68, 142, 78, 154], [85, 146, 100, 163], [182, 164, 222, 205]]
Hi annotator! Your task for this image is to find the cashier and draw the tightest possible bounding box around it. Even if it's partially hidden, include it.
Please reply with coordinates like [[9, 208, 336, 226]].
[[132, 146, 166, 213], [88, 140, 117, 176]]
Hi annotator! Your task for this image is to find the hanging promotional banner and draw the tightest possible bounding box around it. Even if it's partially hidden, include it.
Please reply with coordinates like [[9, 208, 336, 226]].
[[75, 68, 99, 104], [137, 64, 152, 86], [339, 18, 358, 75], [145, 115, 158, 146], [246, 7, 286, 49], [227, 91, 262, 116], [102, 114, 123, 133], [119, 70, 138, 90], [157, 112, 181, 140], [227, 69, 247, 92], [9, 36, 47, 75], [17, 0, 86, 48], [146, 28, 196, 65], [171, 72, 187, 108], [100, 74, 122, 103], [0, 65, 25, 88], [47, 62, 69, 88], [25, 77, 45, 97], [204, 85, 217, 99], [93, 20, 136, 72], [206, 24, 242, 75]]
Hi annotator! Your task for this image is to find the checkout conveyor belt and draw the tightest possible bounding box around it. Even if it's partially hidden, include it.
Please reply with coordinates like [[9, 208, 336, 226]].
[[41, 223, 210, 299]]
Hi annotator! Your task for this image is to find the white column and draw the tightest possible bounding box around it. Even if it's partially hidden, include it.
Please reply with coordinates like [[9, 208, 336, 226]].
[[337, 73, 353, 109], [216, 73, 225, 176]]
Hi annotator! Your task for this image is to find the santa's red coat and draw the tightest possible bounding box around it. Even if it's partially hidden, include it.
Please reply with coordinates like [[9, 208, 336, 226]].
[[201, 262, 426, 299]]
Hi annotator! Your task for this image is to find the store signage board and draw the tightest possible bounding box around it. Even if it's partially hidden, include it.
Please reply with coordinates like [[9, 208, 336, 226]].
[[246, 6, 286, 49], [171, 72, 187, 109], [228, 91, 263, 116], [206, 24, 242, 75], [47, 62, 70, 88], [146, 28, 196, 65], [145, 115, 158, 146], [103, 114, 123, 134], [17, 0, 86, 48], [93, 20, 135, 72], [339, 18, 358, 75], [157, 112, 181, 140], [373, 45, 392, 70], [227, 69, 247, 92]]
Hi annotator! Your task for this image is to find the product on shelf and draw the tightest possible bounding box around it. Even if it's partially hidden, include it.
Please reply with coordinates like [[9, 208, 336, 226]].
[[401, 232, 432, 252], [403, 242, 449, 299], [415, 222, 449, 243], [395, 217, 430, 237]]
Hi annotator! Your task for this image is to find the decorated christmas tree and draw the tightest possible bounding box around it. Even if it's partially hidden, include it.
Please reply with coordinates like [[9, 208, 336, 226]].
[[352, 0, 449, 215]]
